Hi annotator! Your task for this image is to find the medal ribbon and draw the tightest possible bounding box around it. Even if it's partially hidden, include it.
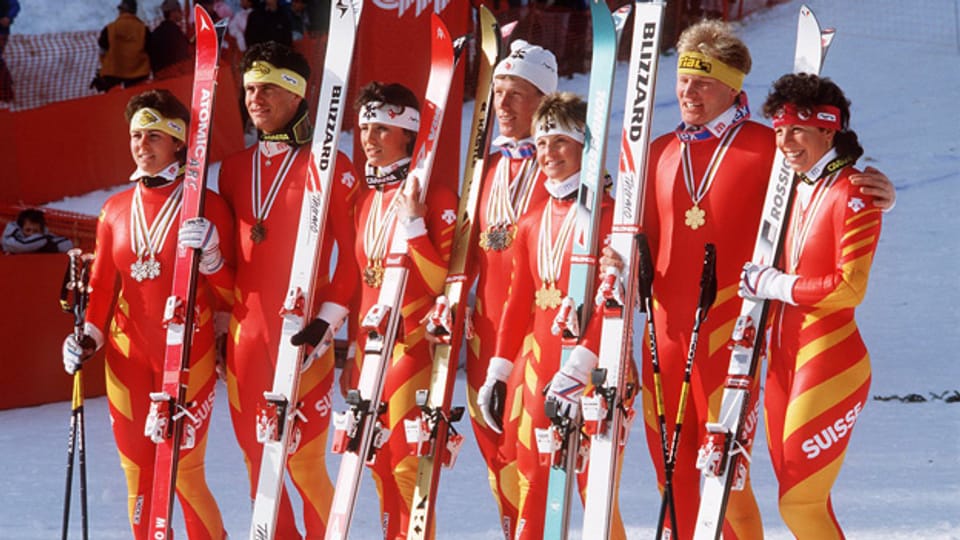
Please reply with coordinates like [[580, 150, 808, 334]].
[[680, 122, 743, 210], [251, 144, 299, 226], [130, 182, 184, 261], [363, 184, 405, 265], [788, 152, 854, 273], [486, 156, 539, 229], [537, 198, 578, 287]]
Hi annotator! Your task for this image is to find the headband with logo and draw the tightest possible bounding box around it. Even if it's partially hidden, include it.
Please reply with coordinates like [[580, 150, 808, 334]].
[[534, 114, 585, 145], [677, 51, 746, 92], [243, 60, 307, 98], [357, 101, 420, 132], [129, 107, 186, 142], [772, 103, 842, 131]]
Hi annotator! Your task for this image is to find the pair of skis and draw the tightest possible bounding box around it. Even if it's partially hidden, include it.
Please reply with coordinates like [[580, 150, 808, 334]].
[[145, 7, 226, 540], [692, 5, 836, 539], [325, 13, 463, 540], [402, 6, 504, 540], [248, 1, 363, 538]]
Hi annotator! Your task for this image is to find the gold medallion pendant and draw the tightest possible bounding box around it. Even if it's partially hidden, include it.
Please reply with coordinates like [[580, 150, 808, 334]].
[[363, 261, 385, 288], [535, 283, 563, 310], [479, 225, 515, 252], [250, 221, 267, 244], [685, 204, 706, 230]]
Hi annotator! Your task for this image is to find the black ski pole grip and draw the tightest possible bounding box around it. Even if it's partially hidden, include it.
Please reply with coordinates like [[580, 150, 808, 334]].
[[698, 243, 718, 319], [635, 233, 654, 303]]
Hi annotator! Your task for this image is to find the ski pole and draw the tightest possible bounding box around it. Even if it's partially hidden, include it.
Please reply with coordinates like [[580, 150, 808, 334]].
[[61, 249, 92, 540], [655, 243, 717, 540]]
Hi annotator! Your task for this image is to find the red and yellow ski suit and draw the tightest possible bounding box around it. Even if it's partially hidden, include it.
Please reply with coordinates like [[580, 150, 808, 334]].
[[642, 119, 773, 539], [465, 151, 549, 536], [764, 165, 881, 539], [493, 192, 630, 540], [351, 178, 457, 539], [85, 180, 235, 539], [218, 144, 359, 539]]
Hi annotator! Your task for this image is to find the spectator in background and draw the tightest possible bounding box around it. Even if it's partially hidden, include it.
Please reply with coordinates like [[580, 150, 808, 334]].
[[245, 0, 293, 48], [0, 0, 20, 102], [227, 0, 254, 52], [2, 208, 74, 254], [148, 0, 192, 78], [91, 0, 151, 92]]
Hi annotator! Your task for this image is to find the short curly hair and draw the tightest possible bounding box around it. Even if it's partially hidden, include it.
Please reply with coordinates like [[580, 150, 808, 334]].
[[241, 41, 311, 82], [763, 72, 862, 161]]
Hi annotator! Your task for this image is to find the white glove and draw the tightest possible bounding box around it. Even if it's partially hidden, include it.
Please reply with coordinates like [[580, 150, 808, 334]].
[[178, 217, 224, 275], [476, 356, 513, 434], [291, 302, 349, 371], [61, 322, 104, 375], [545, 345, 598, 418], [551, 296, 580, 338], [595, 265, 624, 308], [738, 262, 798, 305], [422, 295, 452, 343], [464, 305, 476, 341]]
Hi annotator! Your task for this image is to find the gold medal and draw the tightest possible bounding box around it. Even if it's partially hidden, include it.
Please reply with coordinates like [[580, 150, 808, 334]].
[[685, 204, 706, 230], [535, 283, 563, 310], [479, 225, 515, 252], [363, 261, 385, 288], [251, 221, 266, 244]]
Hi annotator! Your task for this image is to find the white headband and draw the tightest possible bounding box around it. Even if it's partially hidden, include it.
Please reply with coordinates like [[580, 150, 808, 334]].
[[358, 101, 420, 132], [534, 116, 585, 145]]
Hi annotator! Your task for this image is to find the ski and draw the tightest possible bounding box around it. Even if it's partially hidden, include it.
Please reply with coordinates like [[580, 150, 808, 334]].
[[248, 1, 362, 539], [145, 6, 225, 540], [580, 2, 664, 537], [404, 6, 503, 540], [538, 2, 631, 538], [325, 14, 461, 540], [691, 6, 835, 539]]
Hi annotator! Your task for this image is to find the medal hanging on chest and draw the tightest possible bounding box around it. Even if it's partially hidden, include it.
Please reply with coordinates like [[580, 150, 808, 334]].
[[363, 186, 403, 288], [679, 124, 742, 230], [250, 145, 299, 244], [535, 198, 577, 310], [129, 182, 184, 282], [480, 157, 538, 252]]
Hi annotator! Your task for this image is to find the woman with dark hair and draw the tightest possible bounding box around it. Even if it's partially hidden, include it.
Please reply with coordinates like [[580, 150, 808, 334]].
[[348, 80, 458, 538], [739, 73, 882, 538], [60, 88, 233, 539]]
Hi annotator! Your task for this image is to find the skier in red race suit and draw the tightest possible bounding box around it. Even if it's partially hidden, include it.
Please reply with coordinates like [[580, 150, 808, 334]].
[[463, 39, 557, 538], [738, 73, 881, 539], [601, 20, 896, 539], [349, 81, 458, 539], [476, 92, 631, 540], [217, 41, 360, 539], [61, 88, 233, 539]]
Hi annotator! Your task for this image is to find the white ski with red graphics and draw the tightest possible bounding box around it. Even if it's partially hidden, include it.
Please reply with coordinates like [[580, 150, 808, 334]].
[[692, 6, 834, 539], [145, 6, 225, 539], [539, 2, 632, 538], [325, 14, 462, 540], [404, 6, 503, 540], [580, 2, 664, 537], [248, 2, 362, 539]]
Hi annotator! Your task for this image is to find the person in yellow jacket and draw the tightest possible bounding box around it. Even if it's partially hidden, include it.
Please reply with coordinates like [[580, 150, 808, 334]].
[[92, 0, 150, 92]]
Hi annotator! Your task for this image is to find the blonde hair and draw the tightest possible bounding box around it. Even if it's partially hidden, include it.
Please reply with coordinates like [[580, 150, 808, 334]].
[[531, 91, 587, 137], [676, 19, 752, 75]]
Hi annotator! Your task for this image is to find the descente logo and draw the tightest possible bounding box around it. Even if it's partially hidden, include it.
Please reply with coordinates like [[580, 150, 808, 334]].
[[373, 0, 451, 18], [801, 401, 863, 459]]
